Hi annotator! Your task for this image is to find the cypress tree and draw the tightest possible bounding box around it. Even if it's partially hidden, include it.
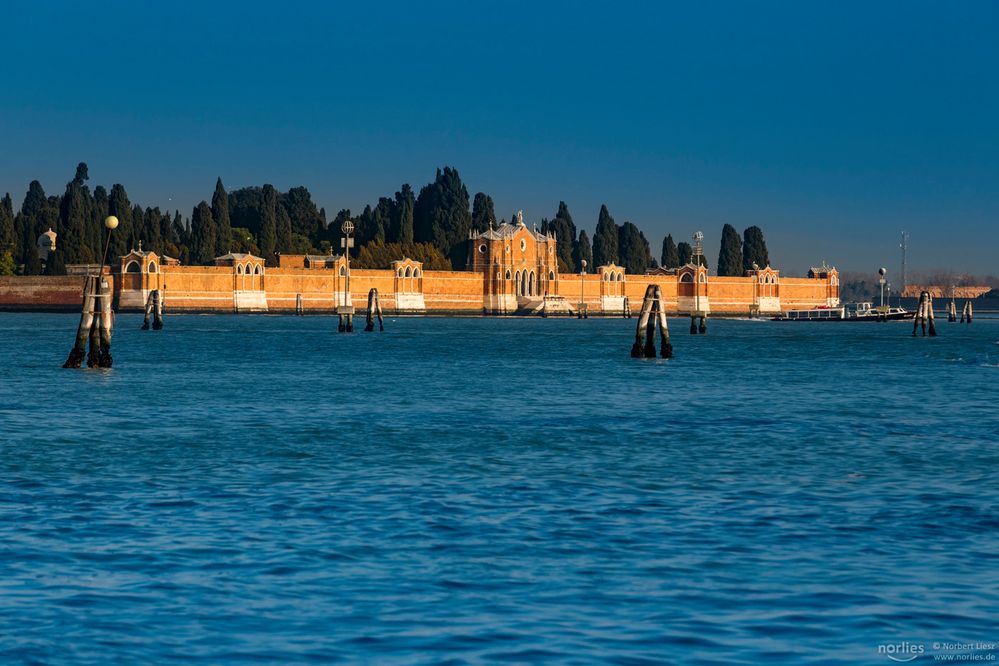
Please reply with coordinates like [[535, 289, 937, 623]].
[[548, 201, 577, 272], [43, 247, 67, 275], [573, 230, 593, 271], [0, 193, 14, 254], [59, 163, 95, 264], [142, 208, 163, 253], [717, 223, 743, 276], [107, 184, 133, 259], [90, 185, 109, 262], [742, 226, 770, 272], [354, 204, 378, 248], [592, 204, 619, 267], [471, 192, 496, 231], [190, 201, 217, 264], [371, 198, 393, 245], [258, 185, 278, 261], [677, 241, 693, 266], [617, 221, 652, 275], [21, 230, 42, 275], [131, 204, 144, 250], [276, 205, 293, 255], [212, 177, 232, 254], [394, 184, 414, 245], [282, 186, 323, 242], [661, 234, 680, 268], [413, 167, 471, 268]]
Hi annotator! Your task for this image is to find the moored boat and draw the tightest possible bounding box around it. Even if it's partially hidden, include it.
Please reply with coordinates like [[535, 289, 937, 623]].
[[773, 302, 913, 322]]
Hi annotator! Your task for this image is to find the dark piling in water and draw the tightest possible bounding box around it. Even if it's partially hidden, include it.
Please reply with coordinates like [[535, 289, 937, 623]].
[[961, 300, 972, 324], [912, 291, 935, 337], [64, 276, 113, 368], [364, 288, 384, 332], [142, 290, 163, 330], [631, 285, 672, 359]]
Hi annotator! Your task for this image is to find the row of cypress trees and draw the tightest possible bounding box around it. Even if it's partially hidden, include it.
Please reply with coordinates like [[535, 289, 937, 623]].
[[0, 163, 768, 276]]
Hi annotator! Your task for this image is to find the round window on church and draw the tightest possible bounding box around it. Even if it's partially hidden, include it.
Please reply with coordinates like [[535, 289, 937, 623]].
[[548, 246, 553, 255], [520, 239, 527, 252], [505, 245, 510, 254], [479, 244, 487, 254]]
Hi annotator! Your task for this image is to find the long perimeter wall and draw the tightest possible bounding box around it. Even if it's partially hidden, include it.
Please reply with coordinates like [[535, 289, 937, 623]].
[[0, 262, 839, 315]]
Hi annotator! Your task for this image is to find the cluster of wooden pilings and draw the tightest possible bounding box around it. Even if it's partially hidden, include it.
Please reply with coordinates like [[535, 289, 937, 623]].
[[960, 300, 973, 324], [63, 275, 113, 368], [630, 285, 673, 359], [141, 290, 164, 330], [339, 289, 385, 333], [947, 299, 973, 324], [689, 314, 707, 334], [912, 291, 937, 337]]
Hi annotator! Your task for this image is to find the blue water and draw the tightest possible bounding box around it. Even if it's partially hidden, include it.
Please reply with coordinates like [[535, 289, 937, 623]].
[[1, 314, 997, 664]]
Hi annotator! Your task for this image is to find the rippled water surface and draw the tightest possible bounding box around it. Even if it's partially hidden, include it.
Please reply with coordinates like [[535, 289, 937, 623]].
[[1, 313, 997, 664]]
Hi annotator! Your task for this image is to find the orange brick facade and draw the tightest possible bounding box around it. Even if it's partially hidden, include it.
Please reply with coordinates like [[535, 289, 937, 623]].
[[0, 230, 840, 315]]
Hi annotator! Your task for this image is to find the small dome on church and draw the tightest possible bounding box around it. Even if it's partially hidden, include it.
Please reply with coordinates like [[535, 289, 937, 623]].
[[37, 228, 57, 251]]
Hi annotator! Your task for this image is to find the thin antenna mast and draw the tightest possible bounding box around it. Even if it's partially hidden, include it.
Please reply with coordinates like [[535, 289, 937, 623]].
[[899, 231, 908, 294]]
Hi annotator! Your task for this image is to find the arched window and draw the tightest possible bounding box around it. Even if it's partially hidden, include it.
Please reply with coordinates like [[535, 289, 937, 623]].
[[699, 273, 706, 283], [680, 273, 693, 283], [505, 270, 511, 280], [339, 266, 346, 276], [398, 268, 405, 277], [549, 270, 555, 281], [616, 272, 623, 282], [405, 266, 412, 278], [236, 265, 243, 275], [413, 268, 421, 278], [528, 272, 535, 296], [125, 261, 140, 273], [254, 265, 261, 275], [148, 263, 158, 273]]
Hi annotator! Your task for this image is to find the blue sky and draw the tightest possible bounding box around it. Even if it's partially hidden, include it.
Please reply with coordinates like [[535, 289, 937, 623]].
[[2, 1, 997, 275]]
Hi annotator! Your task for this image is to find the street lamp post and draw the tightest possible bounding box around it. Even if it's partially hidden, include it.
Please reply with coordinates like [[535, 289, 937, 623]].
[[339, 219, 355, 332], [578, 259, 587, 319], [878, 267, 887, 309]]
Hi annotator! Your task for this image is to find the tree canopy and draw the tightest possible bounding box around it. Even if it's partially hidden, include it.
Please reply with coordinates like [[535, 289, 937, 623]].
[[661, 234, 679, 269], [742, 225, 770, 272], [592, 205, 619, 267], [717, 224, 743, 276], [2, 162, 776, 280]]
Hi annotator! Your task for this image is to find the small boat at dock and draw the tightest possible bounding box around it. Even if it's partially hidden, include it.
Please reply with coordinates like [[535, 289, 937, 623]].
[[773, 302, 913, 322]]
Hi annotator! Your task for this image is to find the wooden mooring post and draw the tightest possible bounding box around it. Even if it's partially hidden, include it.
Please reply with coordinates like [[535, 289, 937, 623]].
[[912, 290, 937, 337], [142, 290, 163, 330], [63, 275, 114, 368], [689, 313, 707, 335], [948, 299, 957, 322], [630, 285, 673, 359], [364, 288, 384, 332], [295, 294, 304, 316], [960, 300, 973, 324]]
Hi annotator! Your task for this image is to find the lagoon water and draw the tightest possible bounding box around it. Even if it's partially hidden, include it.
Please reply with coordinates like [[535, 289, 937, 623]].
[[1, 313, 997, 664]]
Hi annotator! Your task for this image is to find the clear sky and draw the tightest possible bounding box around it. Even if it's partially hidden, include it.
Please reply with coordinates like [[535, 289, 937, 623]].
[[2, 1, 997, 276]]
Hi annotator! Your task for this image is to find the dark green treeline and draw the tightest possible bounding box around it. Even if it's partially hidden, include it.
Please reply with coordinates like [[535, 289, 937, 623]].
[[0, 162, 767, 276]]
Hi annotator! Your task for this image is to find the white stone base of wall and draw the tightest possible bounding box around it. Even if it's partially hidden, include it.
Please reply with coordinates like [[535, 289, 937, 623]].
[[601, 295, 626, 314], [677, 296, 711, 314], [119, 289, 148, 309], [485, 293, 518, 314], [758, 296, 781, 314], [235, 290, 268, 312], [396, 292, 426, 312]]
